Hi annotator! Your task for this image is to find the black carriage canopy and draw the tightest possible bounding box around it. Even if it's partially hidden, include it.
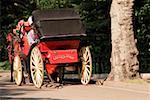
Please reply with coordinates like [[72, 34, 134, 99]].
[[32, 8, 86, 39]]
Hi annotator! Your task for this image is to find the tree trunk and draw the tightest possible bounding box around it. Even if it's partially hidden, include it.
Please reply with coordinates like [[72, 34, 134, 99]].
[[108, 0, 139, 81]]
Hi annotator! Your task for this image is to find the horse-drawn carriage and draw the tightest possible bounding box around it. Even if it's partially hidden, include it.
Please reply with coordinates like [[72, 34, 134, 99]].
[[7, 9, 92, 88]]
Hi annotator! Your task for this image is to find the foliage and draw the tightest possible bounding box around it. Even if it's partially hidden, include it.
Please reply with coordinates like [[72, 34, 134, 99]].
[[36, 0, 73, 9], [134, 0, 150, 72], [1, 0, 36, 32], [78, 0, 111, 73], [0, 0, 37, 60], [0, 61, 10, 70]]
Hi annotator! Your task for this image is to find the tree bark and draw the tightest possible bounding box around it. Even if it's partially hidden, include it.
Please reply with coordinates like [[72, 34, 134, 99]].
[[108, 0, 139, 81]]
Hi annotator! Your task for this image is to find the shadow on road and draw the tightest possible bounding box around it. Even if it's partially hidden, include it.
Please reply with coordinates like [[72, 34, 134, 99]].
[[63, 78, 95, 85], [0, 77, 96, 99], [0, 80, 67, 100], [0, 71, 97, 100], [0, 97, 66, 100]]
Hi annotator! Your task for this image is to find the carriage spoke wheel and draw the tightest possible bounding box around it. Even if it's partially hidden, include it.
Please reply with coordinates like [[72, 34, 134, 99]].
[[80, 47, 92, 85], [13, 55, 22, 86], [30, 47, 44, 88]]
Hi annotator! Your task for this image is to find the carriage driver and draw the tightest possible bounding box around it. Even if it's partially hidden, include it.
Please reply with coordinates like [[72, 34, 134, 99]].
[[24, 16, 36, 46]]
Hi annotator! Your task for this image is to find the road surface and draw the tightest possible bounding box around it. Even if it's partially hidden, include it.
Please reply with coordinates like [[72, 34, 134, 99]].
[[0, 71, 150, 100]]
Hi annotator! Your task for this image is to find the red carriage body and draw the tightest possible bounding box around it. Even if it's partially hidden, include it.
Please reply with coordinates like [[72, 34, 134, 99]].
[[7, 9, 92, 88]]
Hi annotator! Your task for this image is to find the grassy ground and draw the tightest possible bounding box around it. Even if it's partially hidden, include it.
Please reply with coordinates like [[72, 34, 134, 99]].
[[124, 79, 147, 84], [0, 60, 10, 70]]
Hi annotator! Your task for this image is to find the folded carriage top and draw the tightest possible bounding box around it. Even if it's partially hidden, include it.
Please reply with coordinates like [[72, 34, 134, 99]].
[[32, 9, 86, 39]]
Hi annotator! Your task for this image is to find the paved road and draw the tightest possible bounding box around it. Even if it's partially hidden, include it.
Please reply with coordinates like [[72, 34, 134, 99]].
[[0, 71, 150, 100]]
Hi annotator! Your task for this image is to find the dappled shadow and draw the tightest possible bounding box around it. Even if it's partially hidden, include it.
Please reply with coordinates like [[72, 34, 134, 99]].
[[0, 97, 66, 100], [0, 76, 96, 99], [0, 81, 35, 97], [0, 81, 66, 100], [0, 71, 97, 100], [0, 88, 25, 96], [63, 78, 95, 86]]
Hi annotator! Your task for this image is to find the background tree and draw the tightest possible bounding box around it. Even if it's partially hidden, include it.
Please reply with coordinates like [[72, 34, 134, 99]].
[[108, 0, 139, 81], [0, 0, 36, 61], [134, 0, 150, 73]]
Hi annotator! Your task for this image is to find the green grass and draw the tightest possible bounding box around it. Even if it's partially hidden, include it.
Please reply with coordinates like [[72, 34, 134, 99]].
[[0, 60, 11, 70], [124, 79, 146, 84]]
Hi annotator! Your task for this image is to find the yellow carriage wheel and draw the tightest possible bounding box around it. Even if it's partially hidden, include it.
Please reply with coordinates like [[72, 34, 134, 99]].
[[80, 47, 92, 85], [30, 46, 44, 88], [13, 55, 23, 86]]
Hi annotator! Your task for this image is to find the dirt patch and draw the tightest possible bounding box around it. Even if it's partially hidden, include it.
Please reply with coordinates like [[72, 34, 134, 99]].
[[0, 70, 10, 81]]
